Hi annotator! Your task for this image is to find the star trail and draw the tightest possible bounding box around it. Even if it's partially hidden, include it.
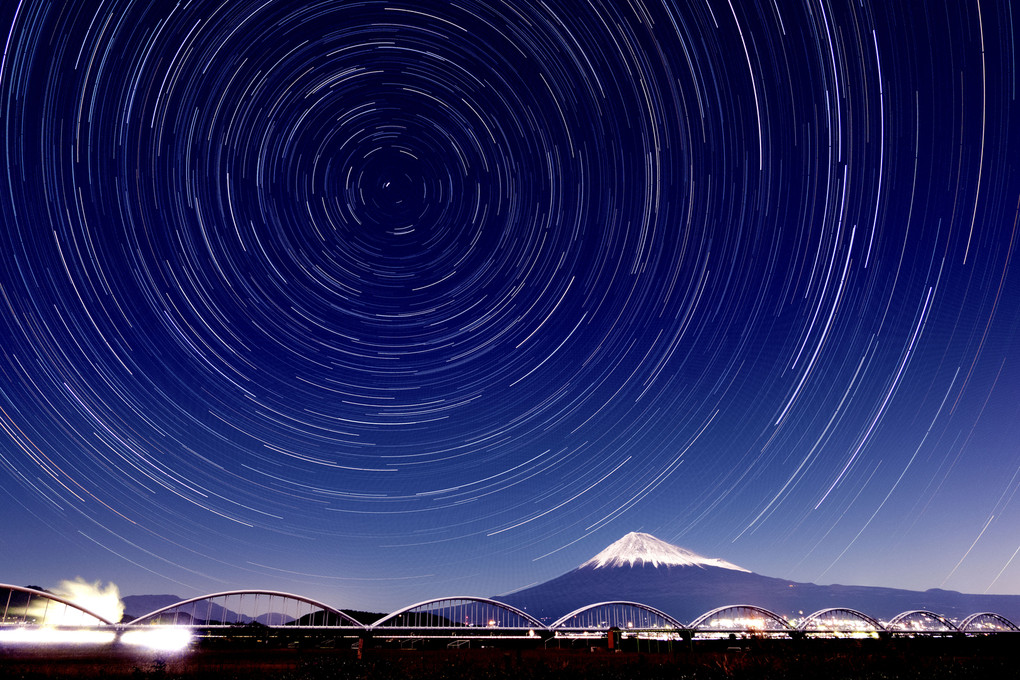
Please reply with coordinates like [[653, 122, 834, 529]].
[[1, 0, 1018, 610]]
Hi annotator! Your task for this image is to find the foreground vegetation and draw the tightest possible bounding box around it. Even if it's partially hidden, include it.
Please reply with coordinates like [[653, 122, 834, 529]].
[[2, 637, 1017, 679]]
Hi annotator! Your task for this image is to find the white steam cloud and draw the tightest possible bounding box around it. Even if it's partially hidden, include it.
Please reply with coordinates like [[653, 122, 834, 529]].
[[48, 577, 125, 624]]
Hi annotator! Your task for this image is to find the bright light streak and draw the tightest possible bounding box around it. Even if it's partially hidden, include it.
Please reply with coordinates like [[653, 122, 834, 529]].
[[119, 627, 193, 652], [0, 627, 117, 645]]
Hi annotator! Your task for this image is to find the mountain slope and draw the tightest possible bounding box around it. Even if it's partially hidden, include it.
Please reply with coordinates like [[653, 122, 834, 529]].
[[496, 533, 1020, 624]]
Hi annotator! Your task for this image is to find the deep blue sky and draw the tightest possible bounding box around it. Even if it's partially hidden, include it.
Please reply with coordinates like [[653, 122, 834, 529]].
[[1, 0, 1018, 613]]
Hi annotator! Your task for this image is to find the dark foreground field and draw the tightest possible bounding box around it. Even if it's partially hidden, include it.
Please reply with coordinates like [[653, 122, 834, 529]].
[[2, 637, 1018, 679]]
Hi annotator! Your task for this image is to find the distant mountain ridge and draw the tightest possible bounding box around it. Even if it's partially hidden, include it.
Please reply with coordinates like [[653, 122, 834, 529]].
[[495, 532, 1020, 624]]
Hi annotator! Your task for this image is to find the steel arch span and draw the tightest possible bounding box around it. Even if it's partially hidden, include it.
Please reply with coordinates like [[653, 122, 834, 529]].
[[126, 590, 364, 628], [370, 596, 544, 630], [688, 604, 793, 633], [551, 601, 684, 631], [0, 583, 114, 626], [799, 608, 885, 633], [958, 612, 1019, 633], [886, 610, 958, 633]]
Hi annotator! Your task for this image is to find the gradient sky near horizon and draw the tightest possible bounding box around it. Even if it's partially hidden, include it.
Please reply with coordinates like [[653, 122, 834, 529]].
[[1, 0, 1018, 612]]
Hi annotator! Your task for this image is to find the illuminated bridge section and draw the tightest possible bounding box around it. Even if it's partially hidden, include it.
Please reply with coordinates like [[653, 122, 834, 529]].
[[886, 610, 958, 634], [689, 605, 793, 636], [551, 601, 684, 633], [958, 612, 1019, 633], [0, 584, 112, 626], [127, 590, 363, 628], [370, 597, 543, 632], [799, 608, 884, 635]]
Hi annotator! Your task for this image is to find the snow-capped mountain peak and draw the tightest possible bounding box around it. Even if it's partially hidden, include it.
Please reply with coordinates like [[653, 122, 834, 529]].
[[580, 532, 750, 572]]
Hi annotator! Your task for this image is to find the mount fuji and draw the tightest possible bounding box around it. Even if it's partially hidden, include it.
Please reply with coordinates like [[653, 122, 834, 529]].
[[495, 532, 1020, 624]]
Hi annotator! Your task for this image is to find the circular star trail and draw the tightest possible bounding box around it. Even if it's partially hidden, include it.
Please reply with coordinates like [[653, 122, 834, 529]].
[[1, 1, 1018, 605]]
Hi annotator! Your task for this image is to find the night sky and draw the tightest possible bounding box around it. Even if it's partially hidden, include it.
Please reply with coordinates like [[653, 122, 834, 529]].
[[1, 0, 1018, 613]]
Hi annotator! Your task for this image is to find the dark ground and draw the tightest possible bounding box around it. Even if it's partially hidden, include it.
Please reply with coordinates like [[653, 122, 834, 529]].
[[2, 637, 1018, 679]]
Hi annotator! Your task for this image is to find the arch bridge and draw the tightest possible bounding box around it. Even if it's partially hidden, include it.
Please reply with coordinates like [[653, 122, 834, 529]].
[[126, 590, 364, 628], [886, 610, 958, 634], [370, 596, 543, 638], [551, 601, 684, 635], [689, 604, 794, 636], [799, 608, 885, 635], [1, 584, 114, 627], [3, 584, 1019, 641], [958, 612, 1020, 633]]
